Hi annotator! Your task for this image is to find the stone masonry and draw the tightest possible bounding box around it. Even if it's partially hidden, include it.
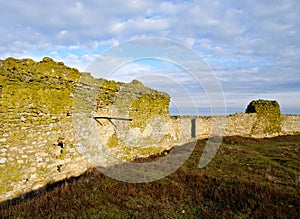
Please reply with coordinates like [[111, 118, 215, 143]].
[[0, 57, 299, 202]]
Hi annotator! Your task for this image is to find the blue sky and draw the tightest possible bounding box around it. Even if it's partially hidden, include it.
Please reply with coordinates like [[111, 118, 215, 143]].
[[0, 0, 299, 115]]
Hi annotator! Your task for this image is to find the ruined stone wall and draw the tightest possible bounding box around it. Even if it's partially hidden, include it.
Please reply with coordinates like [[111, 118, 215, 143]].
[[0, 58, 89, 201], [175, 113, 300, 141], [281, 115, 300, 135], [0, 57, 299, 202], [0, 57, 175, 202]]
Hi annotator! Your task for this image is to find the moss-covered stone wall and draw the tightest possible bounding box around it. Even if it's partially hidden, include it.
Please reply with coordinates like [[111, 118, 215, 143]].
[[90, 77, 173, 162], [0, 57, 299, 203], [245, 99, 282, 135], [0, 57, 89, 201], [0, 57, 174, 202]]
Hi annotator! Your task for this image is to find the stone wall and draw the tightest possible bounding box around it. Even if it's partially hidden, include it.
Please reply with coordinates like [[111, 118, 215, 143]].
[[0, 57, 175, 201], [0, 57, 89, 201], [174, 113, 300, 142], [281, 115, 300, 135], [0, 57, 299, 202]]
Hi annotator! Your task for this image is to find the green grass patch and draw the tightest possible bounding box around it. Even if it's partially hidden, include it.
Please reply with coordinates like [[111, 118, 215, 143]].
[[0, 135, 299, 218]]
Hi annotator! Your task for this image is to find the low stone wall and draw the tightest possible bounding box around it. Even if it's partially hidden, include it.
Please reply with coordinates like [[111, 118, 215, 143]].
[[174, 114, 300, 141], [281, 115, 300, 135]]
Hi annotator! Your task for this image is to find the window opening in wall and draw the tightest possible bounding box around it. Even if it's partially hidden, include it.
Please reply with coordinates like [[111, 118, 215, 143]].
[[191, 118, 196, 138]]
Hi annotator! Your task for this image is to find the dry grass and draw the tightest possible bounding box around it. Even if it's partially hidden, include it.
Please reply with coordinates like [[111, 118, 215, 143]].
[[0, 135, 299, 218]]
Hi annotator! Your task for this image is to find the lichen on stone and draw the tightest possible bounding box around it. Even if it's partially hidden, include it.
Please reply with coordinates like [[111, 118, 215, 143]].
[[245, 99, 282, 134], [129, 94, 170, 130], [106, 132, 119, 147]]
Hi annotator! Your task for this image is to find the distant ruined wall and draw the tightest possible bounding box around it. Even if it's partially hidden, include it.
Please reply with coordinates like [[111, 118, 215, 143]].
[[0, 57, 299, 202], [281, 115, 300, 134], [176, 113, 300, 141]]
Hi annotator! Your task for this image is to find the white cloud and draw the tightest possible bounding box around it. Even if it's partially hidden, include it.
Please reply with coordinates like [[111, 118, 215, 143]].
[[100, 39, 119, 47], [82, 54, 96, 62], [0, 0, 299, 114], [57, 30, 68, 39]]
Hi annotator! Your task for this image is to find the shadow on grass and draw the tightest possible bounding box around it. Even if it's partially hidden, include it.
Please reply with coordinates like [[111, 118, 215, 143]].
[[0, 135, 299, 218]]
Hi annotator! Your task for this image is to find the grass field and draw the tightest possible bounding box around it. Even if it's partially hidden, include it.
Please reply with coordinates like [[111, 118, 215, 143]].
[[0, 135, 299, 218]]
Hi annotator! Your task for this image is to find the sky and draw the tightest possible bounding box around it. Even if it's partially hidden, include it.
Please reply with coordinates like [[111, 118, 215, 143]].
[[0, 0, 299, 115]]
